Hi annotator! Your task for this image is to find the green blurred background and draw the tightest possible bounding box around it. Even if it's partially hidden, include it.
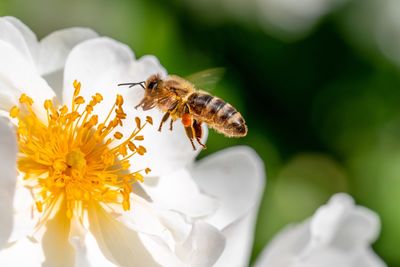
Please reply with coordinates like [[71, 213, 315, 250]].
[[2, 0, 400, 265]]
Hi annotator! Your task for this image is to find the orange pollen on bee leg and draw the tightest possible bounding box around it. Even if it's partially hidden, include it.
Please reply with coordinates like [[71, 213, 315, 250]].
[[10, 80, 152, 219], [182, 113, 192, 127]]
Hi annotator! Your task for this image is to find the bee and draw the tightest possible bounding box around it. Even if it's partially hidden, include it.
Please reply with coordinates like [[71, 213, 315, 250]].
[[118, 69, 247, 150]]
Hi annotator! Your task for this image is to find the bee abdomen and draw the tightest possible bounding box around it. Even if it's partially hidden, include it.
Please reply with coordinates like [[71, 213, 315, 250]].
[[188, 93, 247, 137], [215, 103, 247, 137], [187, 93, 216, 117]]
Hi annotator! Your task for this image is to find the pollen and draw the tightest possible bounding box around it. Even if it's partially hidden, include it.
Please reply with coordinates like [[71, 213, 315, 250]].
[[10, 80, 152, 219]]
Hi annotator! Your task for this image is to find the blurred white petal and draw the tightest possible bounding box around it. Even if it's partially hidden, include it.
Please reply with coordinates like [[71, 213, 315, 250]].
[[254, 221, 310, 267], [311, 193, 380, 248], [256, 0, 347, 37], [0, 119, 17, 249], [255, 193, 386, 267], [375, 0, 400, 67]]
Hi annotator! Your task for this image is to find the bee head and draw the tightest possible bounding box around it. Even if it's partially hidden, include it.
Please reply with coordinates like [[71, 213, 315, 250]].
[[145, 74, 161, 93]]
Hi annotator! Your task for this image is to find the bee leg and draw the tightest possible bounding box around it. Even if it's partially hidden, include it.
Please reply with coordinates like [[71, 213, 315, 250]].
[[184, 126, 196, 150], [169, 119, 174, 131], [193, 120, 206, 149], [142, 102, 156, 111], [135, 98, 146, 109], [182, 113, 196, 150], [158, 112, 170, 132]]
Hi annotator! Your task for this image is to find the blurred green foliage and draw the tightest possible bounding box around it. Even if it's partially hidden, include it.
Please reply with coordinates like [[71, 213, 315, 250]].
[[2, 0, 400, 265]]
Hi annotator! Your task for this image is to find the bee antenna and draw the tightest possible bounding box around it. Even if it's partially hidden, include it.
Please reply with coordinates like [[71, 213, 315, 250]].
[[118, 81, 145, 89]]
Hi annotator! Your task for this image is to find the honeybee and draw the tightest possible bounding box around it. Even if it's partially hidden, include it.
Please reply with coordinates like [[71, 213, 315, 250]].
[[118, 69, 247, 150]]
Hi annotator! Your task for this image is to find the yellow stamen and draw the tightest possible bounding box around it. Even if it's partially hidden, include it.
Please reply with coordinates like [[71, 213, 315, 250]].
[[9, 106, 19, 118], [10, 81, 151, 219]]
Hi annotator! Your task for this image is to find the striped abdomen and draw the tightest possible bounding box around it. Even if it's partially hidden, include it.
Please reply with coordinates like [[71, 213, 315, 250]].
[[187, 92, 247, 137]]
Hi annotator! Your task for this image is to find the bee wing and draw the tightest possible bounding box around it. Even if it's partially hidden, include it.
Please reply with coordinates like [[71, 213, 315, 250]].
[[185, 68, 225, 91]]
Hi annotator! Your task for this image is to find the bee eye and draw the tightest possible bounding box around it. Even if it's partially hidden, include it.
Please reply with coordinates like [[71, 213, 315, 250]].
[[148, 81, 158, 90]]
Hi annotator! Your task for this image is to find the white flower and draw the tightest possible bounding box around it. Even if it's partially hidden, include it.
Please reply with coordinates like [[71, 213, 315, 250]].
[[254, 193, 386, 267], [342, 0, 400, 68], [180, 0, 348, 40], [0, 17, 265, 267], [255, 0, 348, 39]]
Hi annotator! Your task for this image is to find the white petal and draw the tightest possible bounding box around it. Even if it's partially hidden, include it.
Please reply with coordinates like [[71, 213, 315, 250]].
[[154, 210, 225, 267], [353, 249, 387, 267], [8, 185, 36, 243], [0, 17, 37, 67], [83, 231, 117, 267], [0, 89, 16, 118], [254, 225, 371, 267], [143, 169, 218, 218], [115, 196, 225, 267], [178, 221, 225, 267], [69, 215, 117, 267], [190, 146, 265, 266], [106, 197, 191, 266], [139, 235, 185, 267], [138, 210, 225, 267], [41, 70, 64, 104], [310, 193, 381, 250], [0, 40, 55, 116], [63, 37, 204, 175], [191, 146, 265, 228], [63, 37, 136, 107], [116, 201, 185, 267], [254, 193, 387, 267], [214, 213, 258, 267], [255, 0, 346, 38], [131, 115, 207, 176], [291, 247, 386, 267], [293, 248, 354, 267], [0, 238, 44, 266], [37, 27, 98, 76], [88, 203, 160, 267], [37, 28, 98, 100], [114, 195, 175, 238], [0, 119, 17, 248], [254, 222, 311, 267], [41, 205, 75, 267], [254, 240, 386, 267], [309, 193, 355, 245], [69, 215, 90, 267]]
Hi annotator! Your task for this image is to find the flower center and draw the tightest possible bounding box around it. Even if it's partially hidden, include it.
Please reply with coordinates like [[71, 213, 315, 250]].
[[66, 149, 86, 171], [10, 80, 153, 219]]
